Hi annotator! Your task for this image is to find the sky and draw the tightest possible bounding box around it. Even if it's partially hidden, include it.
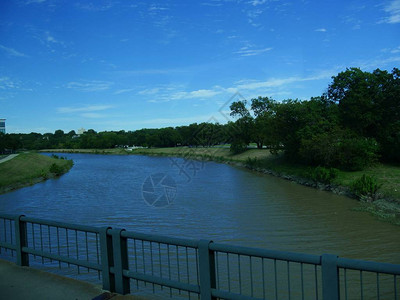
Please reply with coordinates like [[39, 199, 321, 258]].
[[0, 0, 399, 134]]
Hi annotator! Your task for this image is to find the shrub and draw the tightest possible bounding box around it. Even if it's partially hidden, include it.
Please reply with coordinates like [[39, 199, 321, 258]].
[[230, 141, 247, 154], [49, 163, 64, 176], [351, 174, 382, 202], [308, 166, 338, 184], [245, 157, 259, 168]]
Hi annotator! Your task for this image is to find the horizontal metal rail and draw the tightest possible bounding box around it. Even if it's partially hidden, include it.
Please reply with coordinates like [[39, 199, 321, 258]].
[[0, 213, 399, 300]]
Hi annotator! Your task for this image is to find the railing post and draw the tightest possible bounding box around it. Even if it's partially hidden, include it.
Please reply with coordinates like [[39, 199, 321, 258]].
[[15, 215, 29, 266], [198, 240, 217, 300], [111, 228, 130, 295], [321, 254, 339, 300], [100, 227, 114, 292]]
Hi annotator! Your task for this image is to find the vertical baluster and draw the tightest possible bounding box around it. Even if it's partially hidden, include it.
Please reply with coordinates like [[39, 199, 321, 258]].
[[250, 256, 254, 297], [133, 239, 138, 290], [344, 268, 348, 300], [360, 270, 363, 300], [75, 229, 79, 274], [262, 258, 266, 299], [57, 227, 61, 269], [85, 231, 89, 272], [39, 224, 43, 263], [32, 223, 36, 259], [66, 228, 70, 267], [48, 225, 52, 262], [376, 273, 380, 300], [176, 245, 181, 295], [150, 242, 154, 293], [238, 254, 242, 295], [301, 262, 304, 300], [227, 253, 230, 292], [286, 261, 290, 300], [315, 265, 319, 300]]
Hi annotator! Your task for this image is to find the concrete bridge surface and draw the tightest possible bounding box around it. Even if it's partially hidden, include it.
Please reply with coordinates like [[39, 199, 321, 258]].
[[0, 259, 153, 300]]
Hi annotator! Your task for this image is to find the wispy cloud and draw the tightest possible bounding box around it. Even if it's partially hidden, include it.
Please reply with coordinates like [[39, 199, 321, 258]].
[[314, 28, 327, 32], [0, 77, 20, 89], [170, 88, 222, 100], [25, 0, 46, 4], [249, 0, 268, 6], [66, 80, 113, 92], [234, 71, 334, 91], [0, 45, 28, 57], [80, 113, 104, 119], [114, 88, 136, 95], [381, 0, 400, 24], [75, 2, 115, 11], [57, 105, 114, 114], [235, 46, 272, 56]]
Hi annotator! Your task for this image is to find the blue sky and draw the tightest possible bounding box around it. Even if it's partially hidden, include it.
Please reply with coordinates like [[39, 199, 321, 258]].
[[1, 0, 399, 134]]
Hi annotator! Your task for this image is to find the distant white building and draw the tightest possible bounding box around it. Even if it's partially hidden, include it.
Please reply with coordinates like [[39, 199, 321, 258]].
[[77, 128, 86, 135], [0, 119, 5, 134]]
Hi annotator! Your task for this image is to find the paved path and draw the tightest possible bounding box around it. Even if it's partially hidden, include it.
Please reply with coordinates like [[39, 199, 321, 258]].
[[0, 259, 151, 300], [0, 154, 18, 164]]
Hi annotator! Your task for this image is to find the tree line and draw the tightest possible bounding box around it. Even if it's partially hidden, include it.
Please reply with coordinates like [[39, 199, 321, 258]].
[[1, 67, 399, 171]]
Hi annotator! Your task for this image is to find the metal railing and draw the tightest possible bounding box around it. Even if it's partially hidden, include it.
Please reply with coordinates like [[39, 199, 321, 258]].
[[0, 214, 399, 299]]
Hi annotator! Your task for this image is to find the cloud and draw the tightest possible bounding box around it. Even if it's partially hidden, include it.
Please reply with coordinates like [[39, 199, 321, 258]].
[[234, 71, 333, 91], [114, 88, 136, 95], [0, 45, 28, 57], [80, 113, 104, 119], [66, 80, 113, 92], [171, 88, 222, 100], [235, 47, 272, 56], [249, 0, 268, 6], [0, 77, 20, 89], [25, 0, 46, 4], [381, 0, 400, 24], [57, 105, 114, 114], [314, 28, 327, 32]]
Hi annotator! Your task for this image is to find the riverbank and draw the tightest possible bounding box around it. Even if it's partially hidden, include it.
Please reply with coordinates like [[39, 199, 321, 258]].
[[0, 153, 73, 194], [40, 147, 400, 225]]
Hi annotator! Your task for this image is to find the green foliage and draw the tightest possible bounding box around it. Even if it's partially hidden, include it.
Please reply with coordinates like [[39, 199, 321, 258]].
[[230, 141, 247, 154], [49, 163, 64, 176], [351, 174, 382, 202], [40, 169, 48, 179], [308, 166, 338, 184], [336, 137, 379, 171], [245, 157, 259, 168]]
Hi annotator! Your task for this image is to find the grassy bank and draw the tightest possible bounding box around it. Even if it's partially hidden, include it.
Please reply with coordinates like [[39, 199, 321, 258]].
[[131, 147, 400, 225], [0, 153, 73, 194], [40, 148, 128, 155]]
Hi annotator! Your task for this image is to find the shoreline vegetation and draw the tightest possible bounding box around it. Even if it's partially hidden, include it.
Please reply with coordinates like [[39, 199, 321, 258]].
[[40, 147, 400, 225], [0, 153, 73, 195]]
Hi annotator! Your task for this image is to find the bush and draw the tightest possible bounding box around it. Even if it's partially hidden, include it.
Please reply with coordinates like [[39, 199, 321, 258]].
[[230, 141, 247, 154], [337, 137, 379, 171], [308, 166, 338, 184], [245, 157, 259, 168], [351, 174, 382, 202], [49, 163, 64, 176]]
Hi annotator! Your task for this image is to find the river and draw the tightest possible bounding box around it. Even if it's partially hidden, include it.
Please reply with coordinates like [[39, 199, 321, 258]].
[[0, 153, 398, 264]]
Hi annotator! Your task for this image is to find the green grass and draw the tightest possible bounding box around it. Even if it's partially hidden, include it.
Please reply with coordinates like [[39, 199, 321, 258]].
[[40, 148, 129, 155], [0, 153, 73, 194], [132, 146, 273, 163]]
